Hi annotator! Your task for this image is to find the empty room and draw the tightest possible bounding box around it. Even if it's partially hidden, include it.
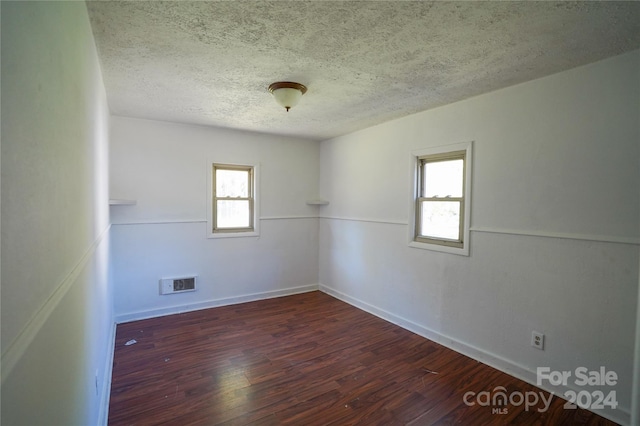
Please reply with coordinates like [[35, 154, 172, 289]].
[[1, 1, 639, 425]]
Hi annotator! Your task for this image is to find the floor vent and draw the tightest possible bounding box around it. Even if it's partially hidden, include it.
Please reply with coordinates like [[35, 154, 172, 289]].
[[160, 276, 197, 295]]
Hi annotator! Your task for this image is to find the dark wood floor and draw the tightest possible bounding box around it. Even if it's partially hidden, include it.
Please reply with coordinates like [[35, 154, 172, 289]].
[[108, 291, 617, 425]]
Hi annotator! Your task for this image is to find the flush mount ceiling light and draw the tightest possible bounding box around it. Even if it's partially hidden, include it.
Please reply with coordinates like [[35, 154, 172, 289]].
[[268, 81, 307, 112]]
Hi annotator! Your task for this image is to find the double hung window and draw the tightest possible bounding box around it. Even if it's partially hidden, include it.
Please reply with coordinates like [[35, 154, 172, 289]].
[[410, 142, 472, 255], [209, 163, 258, 237]]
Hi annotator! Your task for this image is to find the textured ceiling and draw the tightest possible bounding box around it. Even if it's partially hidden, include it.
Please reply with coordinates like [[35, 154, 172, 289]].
[[86, 1, 640, 141]]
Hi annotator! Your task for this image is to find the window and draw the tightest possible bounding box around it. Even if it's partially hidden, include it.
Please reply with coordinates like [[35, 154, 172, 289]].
[[209, 163, 259, 238], [410, 142, 472, 255]]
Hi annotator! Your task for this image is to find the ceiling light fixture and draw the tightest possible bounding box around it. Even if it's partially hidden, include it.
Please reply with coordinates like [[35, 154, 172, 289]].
[[268, 81, 307, 112]]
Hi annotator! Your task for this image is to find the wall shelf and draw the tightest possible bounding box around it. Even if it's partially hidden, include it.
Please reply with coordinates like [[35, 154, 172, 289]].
[[306, 199, 329, 206], [109, 199, 137, 206]]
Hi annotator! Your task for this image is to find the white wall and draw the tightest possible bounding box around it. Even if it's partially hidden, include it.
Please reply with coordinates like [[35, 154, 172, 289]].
[[110, 117, 320, 321], [1, 2, 113, 425], [318, 50, 639, 424], [633, 252, 640, 424]]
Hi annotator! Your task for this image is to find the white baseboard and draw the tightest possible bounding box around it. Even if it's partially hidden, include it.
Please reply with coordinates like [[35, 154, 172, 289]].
[[98, 320, 117, 426], [318, 283, 630, 426], [115, 284, 319, 324]]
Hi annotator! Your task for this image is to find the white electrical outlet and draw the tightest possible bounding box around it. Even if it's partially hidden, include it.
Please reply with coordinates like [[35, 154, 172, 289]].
[[532, 331, 544, 350]]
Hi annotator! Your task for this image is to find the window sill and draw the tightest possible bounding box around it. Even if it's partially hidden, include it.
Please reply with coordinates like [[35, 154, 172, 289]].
[[207, 230, 260, 239], [409, 240, 469, 256]]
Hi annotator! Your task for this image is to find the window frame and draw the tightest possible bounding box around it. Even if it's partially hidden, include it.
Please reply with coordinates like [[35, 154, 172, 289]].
[[208, 162, 260, 239], [409, 142, 472, 256]]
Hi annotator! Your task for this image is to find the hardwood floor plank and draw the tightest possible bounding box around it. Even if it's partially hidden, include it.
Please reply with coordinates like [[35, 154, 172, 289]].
[[108, 291, 619, 425]]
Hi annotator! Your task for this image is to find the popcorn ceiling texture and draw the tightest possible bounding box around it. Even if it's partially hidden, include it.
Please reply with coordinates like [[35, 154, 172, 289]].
[[86, 1, 640, 140]]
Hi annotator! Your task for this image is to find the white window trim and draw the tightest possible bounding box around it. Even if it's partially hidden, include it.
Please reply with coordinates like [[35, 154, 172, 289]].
[[408, 141, 472, 256], [207, 161, 260, 239]]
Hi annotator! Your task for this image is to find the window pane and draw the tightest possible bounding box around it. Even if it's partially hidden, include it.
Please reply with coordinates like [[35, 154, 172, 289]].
[[422, 159, 463, 197], [420, 201, 460, 240], [216, 200, 250, 228], [216, 169, 249, 198]]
